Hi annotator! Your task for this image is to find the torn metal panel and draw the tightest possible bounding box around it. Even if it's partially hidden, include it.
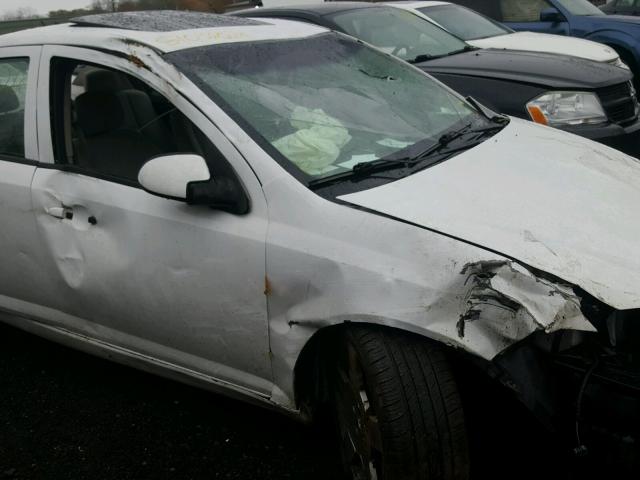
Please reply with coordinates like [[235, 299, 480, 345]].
[[339, 118, 640, 311], [456, 260, 595, 357], [261, 175, 598, 408]]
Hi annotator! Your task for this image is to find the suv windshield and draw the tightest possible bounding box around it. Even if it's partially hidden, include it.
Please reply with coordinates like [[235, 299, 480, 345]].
[[556, 0, 604, 15], [418, 4, 512, 40], [167, 33, 490, 188], [330, 7, 470, 62]]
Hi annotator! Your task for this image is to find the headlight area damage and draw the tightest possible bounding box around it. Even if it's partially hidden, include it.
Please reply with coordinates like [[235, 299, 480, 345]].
[[456, 260, 594, 347], [461, 260, 640, 470]]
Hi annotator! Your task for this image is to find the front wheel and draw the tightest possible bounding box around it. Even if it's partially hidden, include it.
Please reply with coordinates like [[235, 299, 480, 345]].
[[331, 326, 470, 480]]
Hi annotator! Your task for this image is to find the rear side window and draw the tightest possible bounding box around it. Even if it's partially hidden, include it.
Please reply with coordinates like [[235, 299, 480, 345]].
[[419, 5, 511, 41], [499, 0, 553, 22], [449, 0, 504, 20], [0, 58, 28, 158]]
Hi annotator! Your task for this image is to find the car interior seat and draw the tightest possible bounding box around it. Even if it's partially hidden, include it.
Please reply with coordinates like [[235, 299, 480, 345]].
[[74, 70, 162, 180]]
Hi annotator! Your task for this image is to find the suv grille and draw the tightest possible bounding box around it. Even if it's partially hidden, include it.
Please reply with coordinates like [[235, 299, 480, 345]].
[[597, 82, 638, 124]]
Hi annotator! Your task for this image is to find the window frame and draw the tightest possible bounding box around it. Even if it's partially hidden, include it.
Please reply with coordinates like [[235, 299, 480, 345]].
[[419, 4, 514, 40], [36, 45, 252, 195], [451, 0, 504, 21], [0, 46, 41, 164]]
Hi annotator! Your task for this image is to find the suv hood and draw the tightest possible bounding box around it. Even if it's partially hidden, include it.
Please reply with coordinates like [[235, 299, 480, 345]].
[[469, 31, 618, 64], [596, 14, 640, 26], [418, 49, 632, 89], [339, 118, 640, 310]]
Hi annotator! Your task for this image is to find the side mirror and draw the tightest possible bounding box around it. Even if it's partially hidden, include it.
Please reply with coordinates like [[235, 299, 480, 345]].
[[139, 154, 210, 201], [138, 154, 249, 214], [539, 7, 564, 23]]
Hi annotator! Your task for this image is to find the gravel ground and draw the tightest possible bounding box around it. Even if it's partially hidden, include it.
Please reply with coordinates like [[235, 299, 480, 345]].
[[0, 322, 603, 480], [0, 323, 343, 480]]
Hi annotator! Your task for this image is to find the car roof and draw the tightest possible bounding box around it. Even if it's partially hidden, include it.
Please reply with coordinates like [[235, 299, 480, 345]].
[[237, 2, 391, 17], [0, 10, 328, 54], [384, 1, 451, 7]]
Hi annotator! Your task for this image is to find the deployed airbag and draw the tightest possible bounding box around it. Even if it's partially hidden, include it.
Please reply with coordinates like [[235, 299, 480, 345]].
[[273, 107, 351, 175]]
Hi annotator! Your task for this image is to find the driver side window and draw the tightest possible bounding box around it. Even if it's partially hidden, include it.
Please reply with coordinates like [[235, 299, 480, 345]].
[[50, 58, 234, 185], [500, 0, 553, 22]]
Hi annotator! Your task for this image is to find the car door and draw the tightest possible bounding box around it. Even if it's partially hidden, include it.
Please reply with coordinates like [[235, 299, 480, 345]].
[[0, 47, 46, 319], [30, 46, 272, 395], [500, 0, 570, 34]]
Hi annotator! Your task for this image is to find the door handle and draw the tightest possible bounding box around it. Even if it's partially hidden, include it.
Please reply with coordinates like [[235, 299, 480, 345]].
[[46, 206, 97, 226], [46, 206, 73, 220]]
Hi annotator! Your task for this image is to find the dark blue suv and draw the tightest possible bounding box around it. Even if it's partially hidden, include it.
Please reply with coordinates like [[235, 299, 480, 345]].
[[451, 0, 640, 86]]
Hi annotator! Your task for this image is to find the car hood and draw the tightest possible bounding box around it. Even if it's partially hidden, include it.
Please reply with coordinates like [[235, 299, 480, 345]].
[[595, 14, 640, 26], [469, 31, 618, 64], [338, 118, 640, 310], [418, 49, 631, 89]]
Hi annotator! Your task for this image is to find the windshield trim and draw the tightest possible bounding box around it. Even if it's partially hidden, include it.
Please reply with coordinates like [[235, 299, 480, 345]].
[[417, 4, 513, 41], [308, 115, 507, 191], [168, 35, 329, 186], [165, 31, 491, 198], [556, 0, 605, 16]]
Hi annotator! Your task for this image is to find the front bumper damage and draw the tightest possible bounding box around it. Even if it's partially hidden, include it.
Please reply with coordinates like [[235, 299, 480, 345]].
[[452, 260, 639, 473], [487, 297, 640, 474], [452, 260, 596, 360]]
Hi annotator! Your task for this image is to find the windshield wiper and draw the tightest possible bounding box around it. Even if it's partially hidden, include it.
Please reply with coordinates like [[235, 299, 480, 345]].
[[447, 45, 479, 56], [390, 123, 503, 165], [407, 54, 435, 64], [438, 45, 480, 58], [308, 123, 506, 190], [307, 158, 416, 190], [408, 45, 478, 64], [466, 96, 510, 125]]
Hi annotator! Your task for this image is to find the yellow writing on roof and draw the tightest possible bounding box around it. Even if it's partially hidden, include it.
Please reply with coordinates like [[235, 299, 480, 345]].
[[156, 30, 250, 48]]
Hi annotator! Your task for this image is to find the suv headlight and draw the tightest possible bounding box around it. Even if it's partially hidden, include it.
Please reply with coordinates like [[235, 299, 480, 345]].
[[526, 91, 607, 127]]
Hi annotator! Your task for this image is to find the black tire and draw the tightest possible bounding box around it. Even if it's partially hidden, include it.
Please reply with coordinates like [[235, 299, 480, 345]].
[[330, 326, 469, 480]]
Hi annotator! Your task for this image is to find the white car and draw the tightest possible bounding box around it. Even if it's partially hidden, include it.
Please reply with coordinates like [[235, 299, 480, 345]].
[[0, 10, 639, 479], [387, 0, 629, 68]]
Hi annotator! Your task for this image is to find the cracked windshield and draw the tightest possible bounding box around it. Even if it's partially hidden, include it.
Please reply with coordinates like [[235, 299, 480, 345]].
[[168, 33, 481, 181]]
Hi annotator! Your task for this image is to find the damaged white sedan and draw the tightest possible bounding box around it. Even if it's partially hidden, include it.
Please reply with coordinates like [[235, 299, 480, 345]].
[[0, 10, 638, 480]]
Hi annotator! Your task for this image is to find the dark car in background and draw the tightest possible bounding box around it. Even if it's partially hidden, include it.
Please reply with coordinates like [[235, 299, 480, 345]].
[[233, 2, 640, 153], [601, 0, 640, 15], [449, 0, 640, 89]]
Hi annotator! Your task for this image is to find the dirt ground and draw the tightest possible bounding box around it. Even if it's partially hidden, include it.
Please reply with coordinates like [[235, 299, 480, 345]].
[[0, 322, 607, 480]]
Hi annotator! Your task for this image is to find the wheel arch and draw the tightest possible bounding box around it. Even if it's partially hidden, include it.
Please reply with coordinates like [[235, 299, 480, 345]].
[[605, 42, 640, 73], [585, 30, 640, 67], [292, 322, 466, 417]]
